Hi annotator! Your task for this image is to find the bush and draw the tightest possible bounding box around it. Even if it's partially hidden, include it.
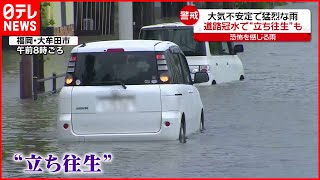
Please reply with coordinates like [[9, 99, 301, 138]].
[[40, 2, 55, 29]]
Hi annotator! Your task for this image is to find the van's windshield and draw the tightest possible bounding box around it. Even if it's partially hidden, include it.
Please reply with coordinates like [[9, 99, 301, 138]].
[[73, 51, 159, 86], [140, 28, 206, 56]]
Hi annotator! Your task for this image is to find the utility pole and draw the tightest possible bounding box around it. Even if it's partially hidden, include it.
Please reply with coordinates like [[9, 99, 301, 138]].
[[118, 2, 133, 40], [20, 55, 33, 99], [33, 54, 45, 92], [35, 2, 46, 93]]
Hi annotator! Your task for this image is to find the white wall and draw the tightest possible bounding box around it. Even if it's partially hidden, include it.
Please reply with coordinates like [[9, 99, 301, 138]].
[[65, 3, 74, 25]]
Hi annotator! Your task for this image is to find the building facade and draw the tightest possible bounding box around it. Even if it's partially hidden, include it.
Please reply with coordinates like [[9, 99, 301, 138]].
[[44, 2, 225, 37]]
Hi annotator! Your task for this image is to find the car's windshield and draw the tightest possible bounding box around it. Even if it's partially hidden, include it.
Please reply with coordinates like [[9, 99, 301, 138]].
[[73, 51, 159, 86], [140, 28, 206, 56]]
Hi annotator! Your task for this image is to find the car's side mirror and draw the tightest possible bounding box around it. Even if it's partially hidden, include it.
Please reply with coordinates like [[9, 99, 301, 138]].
[[234, 44, 244, 54], [194, 72, 209, 84]]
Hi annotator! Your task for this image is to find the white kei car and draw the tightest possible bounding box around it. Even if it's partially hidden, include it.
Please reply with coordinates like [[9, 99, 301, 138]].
[[57, 40, 209, 143], [139, 22, 245, 85]]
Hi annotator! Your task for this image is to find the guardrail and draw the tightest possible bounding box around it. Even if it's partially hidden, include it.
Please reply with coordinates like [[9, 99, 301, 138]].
[[33, 73, 66, 100]]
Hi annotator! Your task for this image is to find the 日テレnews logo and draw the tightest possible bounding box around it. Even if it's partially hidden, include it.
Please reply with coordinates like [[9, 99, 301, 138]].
[[1, 2, 40, 35]]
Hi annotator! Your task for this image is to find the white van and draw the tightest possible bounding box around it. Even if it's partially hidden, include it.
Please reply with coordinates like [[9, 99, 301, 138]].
[[57, 40, 209, 143], [139, 22, 245, 85]]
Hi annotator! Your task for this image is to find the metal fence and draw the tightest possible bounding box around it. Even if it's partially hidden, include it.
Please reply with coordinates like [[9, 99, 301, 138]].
[[74, 2, 115, 36], [33, 73, 66, 100]]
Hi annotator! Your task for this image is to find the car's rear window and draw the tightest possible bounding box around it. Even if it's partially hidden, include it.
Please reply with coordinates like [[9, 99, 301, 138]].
[[140, 28, 206, 56], [73, 51, 159, 86]]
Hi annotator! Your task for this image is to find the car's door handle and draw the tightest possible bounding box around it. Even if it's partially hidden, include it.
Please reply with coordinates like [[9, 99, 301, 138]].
[[175, 93, 182, 96], [188, 90, 194, 94]]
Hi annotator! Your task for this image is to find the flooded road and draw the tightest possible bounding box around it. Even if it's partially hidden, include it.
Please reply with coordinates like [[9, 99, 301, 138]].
[[2, 2, 318, 178]]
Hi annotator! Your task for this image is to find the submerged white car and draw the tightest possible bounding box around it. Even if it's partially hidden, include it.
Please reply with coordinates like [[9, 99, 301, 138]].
[[57, 40, 209, 143], [139, 22, 245, 85]]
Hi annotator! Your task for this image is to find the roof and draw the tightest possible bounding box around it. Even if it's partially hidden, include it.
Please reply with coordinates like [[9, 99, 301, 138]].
[[141, 22, 192, 29], [71, 40, 179, 53]]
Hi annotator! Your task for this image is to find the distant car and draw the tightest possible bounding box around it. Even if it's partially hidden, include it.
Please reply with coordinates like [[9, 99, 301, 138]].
[[139, 22, 245, 85], [57, 40, 209, 143]]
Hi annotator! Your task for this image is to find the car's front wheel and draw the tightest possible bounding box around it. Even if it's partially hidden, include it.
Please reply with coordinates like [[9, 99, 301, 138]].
[[200, 110, 205, 133], [179, 119, 186, 143]]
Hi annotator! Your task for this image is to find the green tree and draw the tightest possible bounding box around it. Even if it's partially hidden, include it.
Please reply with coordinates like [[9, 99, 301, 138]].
[[34, 2, 55, 92], [40, 2, 55, 29]]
